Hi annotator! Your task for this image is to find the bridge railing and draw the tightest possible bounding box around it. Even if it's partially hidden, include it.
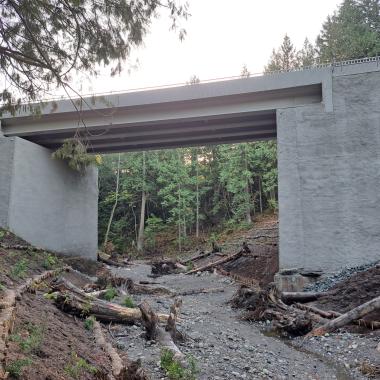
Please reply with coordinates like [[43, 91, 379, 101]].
[[8, 55, 380, 104]]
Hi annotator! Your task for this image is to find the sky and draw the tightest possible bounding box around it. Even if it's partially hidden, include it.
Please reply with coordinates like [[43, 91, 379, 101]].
[[74, 0, 342, 95]]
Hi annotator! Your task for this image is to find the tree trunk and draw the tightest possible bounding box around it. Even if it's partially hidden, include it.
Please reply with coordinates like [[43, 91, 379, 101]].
[[51, 278, 168, 323], [137, 151, 146, 252], [309, 295, 380, 336], [245, 183, 252, 224], [104, 153, 121, 248], [195, 150, 200, 238], [258, 176, 263, 214]]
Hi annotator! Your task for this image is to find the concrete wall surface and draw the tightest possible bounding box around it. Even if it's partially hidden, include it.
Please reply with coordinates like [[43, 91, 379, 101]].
[[0, 138, 15, 227], [278, 70, 380, 271], [0, 137, 98, 259]]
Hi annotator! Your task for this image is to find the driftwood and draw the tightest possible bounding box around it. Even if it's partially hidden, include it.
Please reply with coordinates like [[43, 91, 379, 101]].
[[181, 250, 212, 266], [93, 320, 123, 378], [51, 278, 168, 323], [281, 291, 326, 303], [139, 300, 185, 361], [177, 287, 224, 296], [0, 290, 16, 378], [15, 267, 70, 299], [294, 303, 380, 329], [186, 250, 243, 275], [309, 295, 380, 336], [0, 243, 44, 252], [93, 321, 148, 380]]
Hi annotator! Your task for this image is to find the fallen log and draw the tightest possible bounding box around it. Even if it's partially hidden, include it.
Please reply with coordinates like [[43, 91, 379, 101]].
[[93, 321, 148, 380], [15, 267, 70, 300], [185, 250, 243, 275], [281, 291, 327, 303], [51, 278, 168, 323], [139, 300, 184, 361], [295, 303, 380, 330], [180, 250, 212, 266], [93, 320, 123, 379], [308, 295, 380, 336], [96, 276, 175, 297], [177, 287, 224, 296]]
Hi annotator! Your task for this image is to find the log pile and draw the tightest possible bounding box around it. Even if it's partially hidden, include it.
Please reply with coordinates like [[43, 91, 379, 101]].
[[51, 278, 169, 323], [232, 284, 380, 337]]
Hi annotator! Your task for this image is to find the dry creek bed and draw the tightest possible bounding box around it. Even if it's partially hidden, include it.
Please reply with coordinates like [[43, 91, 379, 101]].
[[108, 263, 379, 380]]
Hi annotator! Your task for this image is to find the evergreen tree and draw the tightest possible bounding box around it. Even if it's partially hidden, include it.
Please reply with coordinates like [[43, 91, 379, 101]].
[[297, 38, 317, 67], [317, 0, 380, 61], [265, 34, 299, 72], [0, 0, 188, 114]]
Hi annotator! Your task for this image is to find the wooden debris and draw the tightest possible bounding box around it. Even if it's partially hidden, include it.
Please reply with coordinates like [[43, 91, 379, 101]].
[[52, 278, 168, 323], [180, 250, 211, 266], [139, 300, 185, 361], [308, 295, 380, 336], [186, 250, 243, 275], [93, 320, 123, 378], [281, 291, 326, 303], [177, 287, 224, 296]]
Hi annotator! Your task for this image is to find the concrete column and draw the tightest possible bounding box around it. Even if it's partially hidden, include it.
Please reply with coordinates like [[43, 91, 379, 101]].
[[277, 70, 380, 273], [0, 136, 98, 260]]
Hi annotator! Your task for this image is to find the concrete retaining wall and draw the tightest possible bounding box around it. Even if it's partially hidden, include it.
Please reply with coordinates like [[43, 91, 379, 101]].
[[277, 70, 380, 272], [0, 137, 98, 259]]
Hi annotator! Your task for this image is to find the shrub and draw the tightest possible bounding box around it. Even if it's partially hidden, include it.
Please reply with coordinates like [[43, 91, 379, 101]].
[[160, 349, 198, 380], [42, 253, 58, 269], [64, 353, 97, 379], [5, 358, 33, 378], [103, 287, 118, 301], [10, 323, 44, 354], [10, 259, 28, 279], [84, 316, 95, 331], [122, 296, 135, 308]]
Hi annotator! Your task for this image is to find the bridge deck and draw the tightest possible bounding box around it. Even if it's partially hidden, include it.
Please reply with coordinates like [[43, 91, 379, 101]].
[[1, 57, 379, 152]]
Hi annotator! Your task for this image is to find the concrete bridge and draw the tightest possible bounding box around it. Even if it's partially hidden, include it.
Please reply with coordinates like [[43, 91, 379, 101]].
[[1, 57, 380, 274]]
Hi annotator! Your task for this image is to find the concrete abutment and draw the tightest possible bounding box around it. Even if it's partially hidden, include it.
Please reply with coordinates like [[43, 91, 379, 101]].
[[277, 69, 380, 275], [0, 136, 98, 260]]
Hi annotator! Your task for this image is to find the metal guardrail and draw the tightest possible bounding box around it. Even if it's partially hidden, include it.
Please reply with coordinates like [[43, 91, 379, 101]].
[[21, 55, 380, 103]]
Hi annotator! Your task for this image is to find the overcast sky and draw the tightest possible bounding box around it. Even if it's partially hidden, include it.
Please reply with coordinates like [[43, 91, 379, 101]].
[[76, 0, 342, 95]]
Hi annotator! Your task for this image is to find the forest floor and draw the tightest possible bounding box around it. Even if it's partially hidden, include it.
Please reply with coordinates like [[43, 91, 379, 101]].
[[0, 220, 379, 380]]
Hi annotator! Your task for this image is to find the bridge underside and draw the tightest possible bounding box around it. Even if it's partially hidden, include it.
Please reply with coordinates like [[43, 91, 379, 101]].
[[2, 80, 323, 153], [24, 110, 278, 152]]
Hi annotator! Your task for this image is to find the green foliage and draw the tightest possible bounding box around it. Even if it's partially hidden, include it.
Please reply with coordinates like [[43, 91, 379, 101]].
[[122, 296, 135, 308], [84, 316, 96, 331], [0, 230, 5, 241], [317, 0, 380, 61], [103, 287, 118, 301], [5, 358, 33, 378], [80, 298, 92, 317], [0, 0, 188, 115], [43, 292, 58, 301], [144, 216, 165, 249], [42, 253, 58, 269], [160, 349, 198, 380], [64, 353, 97, 379], [52, 139, 99, 173], [10, 323, 44, 354], [98, 142, 278, 253], [0, 283, 5, 292], [10, 258, 29, 279]]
